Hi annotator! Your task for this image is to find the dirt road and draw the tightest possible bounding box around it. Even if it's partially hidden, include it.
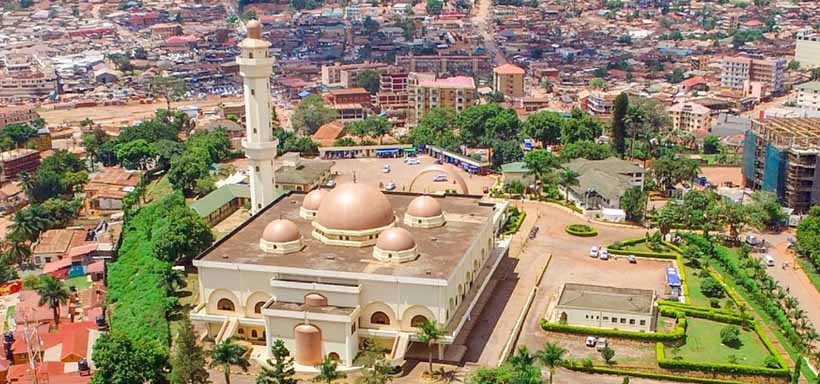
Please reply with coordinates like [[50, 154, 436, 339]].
[[474, 0, 506, 66]]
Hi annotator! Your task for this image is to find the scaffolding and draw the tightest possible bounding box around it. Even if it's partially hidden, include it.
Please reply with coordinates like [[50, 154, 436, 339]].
[[19, 309, 49, 384]]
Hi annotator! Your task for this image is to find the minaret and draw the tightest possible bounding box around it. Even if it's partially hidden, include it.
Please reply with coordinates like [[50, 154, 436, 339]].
[[237, 20, 277, 214]]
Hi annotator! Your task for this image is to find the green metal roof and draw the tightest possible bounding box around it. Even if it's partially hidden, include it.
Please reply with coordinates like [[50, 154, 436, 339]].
[[501, 162, 529, 174], [190, 184, 251, 217]]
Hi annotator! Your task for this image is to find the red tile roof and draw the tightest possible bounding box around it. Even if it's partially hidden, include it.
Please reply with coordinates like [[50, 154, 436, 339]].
[[493, 64, 525, 75]]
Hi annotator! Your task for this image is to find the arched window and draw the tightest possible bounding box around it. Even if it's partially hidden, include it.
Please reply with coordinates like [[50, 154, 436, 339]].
[[370, 311, 390, 325], [254, 301, 265, 314], [251, 329, 258, 338], [411, 315, 428, 328], [328, 352, 341, 362], [217, 298, 235, 311]]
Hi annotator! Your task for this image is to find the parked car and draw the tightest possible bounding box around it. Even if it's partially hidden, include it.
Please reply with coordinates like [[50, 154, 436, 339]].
[[598, 250, 609, 260], [325, 179, 336, 188], [764, 254, 775, 267], [746, 234, 761, 246], [596, 338, 609, 351], [405, 157, 420, 165], [385, 181, 396, 191], [589, 246, 599, 258], [627, 255, 637, 264], [585, 336, 597, 347], [433, 174, 448, 182], [383, 164, 391, 173]]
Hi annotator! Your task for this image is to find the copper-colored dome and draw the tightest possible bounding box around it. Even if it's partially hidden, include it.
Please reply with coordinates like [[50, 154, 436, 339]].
[[262, 219, 300, 243], [246, 20, 261, 39], [376, 227, 416, 252], [302, 188, 327, 211], [294, 324, 322, 366], [304, 293, 328, 308], [407, 195, 442, 217], [316, 183, 394, 231]]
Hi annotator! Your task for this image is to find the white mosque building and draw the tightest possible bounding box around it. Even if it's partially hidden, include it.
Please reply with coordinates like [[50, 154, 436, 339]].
[[190, 20, 509, 371]]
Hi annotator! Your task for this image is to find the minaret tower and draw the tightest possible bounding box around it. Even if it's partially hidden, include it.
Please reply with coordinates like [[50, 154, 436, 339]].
[[237, 20, 277, 214]]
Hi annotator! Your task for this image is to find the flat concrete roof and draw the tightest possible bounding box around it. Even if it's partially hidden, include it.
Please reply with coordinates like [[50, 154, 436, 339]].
[[198, 192, 497, 280], [557, 283, 655, 315]]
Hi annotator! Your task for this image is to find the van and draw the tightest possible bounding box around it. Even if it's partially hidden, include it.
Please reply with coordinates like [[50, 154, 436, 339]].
[[764, 254, 775, 267]]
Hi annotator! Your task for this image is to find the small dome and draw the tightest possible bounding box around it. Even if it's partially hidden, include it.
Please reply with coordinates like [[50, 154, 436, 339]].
[[304, 293, 327, 308], [302, 188, 327, 211], [376, 227, 416, 252], [316, 183, 394, 231], [407, 195, 442, 218], [262, 219, 300, 243], [246, 20, 261, 39]]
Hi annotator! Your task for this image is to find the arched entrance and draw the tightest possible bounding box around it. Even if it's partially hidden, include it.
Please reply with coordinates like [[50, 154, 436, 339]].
[[408, 165, 469, 194]]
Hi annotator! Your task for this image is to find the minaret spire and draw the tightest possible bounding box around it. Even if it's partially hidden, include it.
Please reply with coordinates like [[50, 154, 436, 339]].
[[237, 20, 278, 214]]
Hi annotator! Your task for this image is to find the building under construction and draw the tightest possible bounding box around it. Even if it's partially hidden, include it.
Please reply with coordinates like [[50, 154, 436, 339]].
[[743, 118, 820, 213]]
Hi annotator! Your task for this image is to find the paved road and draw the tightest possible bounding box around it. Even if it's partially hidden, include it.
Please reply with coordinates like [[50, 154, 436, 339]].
[[474, 0, 506, 66]]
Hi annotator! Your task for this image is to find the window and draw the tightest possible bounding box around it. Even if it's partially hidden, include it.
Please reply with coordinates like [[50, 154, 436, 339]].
[[640, 320, 646, 326], [251, 330, 258, 338], [328, 352, 341, 362], [255, 166, 260, 172], [248, 52, 254, 59], [612, 317, 617, 323], [603, 317, 609, 321], [620, 318, 626, 324], [370, 312, 390, 325], [411, 315, 428, 328], [217, 298, 235, 311], [629, 319, 635, 325], [254, 301, 265, 314], [251, 89, 255, 96], [238, 328, 244, 334]]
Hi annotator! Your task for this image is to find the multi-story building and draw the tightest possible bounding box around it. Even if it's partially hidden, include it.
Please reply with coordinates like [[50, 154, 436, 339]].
[[586, 90, 619, 115], [0, 106, 39, 130], [410, 73, 478, 126], [668, 102, 712, 132], [492, 64, 525, 98], [326, 88, 371, 105], [797, 82, 820, 111], [720, 56, 786, 96], [377, 71, 411, 130], [321, 63, 389, 88], [742, 118, 820, 213], [0, 148, 41, 181], [0, 53, 58, 102], [395, 55, 492, 77], [796, 33, 820, 69]]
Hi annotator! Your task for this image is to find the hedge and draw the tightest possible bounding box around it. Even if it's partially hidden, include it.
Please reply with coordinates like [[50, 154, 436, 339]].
[[541, 317, 685, 342], [564, 363, 747, 384], [659, 304, 744, 325], [565, 224, 598, 237], [658, 300, 740, 318], [607, 238, 678, 259], [544, 198, 584, 213], [503, 209, 526, 235], [656, 341, 789, 377]]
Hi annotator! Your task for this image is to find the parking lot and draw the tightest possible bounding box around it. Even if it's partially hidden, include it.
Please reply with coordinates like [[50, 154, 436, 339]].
[[329, 155, 496, 195]]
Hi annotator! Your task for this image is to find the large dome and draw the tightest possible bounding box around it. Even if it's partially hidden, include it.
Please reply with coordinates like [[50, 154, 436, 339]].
[[316, 183, 394, 231], [262, 219, 300, 243], [302, 188, 327, 211], [376, 227, 416, 252], [407, 195, 442, 218]]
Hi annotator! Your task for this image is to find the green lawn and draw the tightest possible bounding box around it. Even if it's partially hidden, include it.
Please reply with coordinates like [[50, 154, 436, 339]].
[[65, 275, 93, 291], [144, 176, 173, 203], [796, 257, 820, 295], [620, 241, 671, 254], [668, 318, 772, 366], [683, 266, 713, 308]]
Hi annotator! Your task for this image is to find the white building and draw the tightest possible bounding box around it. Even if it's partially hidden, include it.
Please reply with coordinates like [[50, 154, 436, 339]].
[[237, 20, 278, 214], [720, 56, 785, 96], [669, 102, 711, 132], [797, 82, 820, 112], [553, 283, 657, 332], [796, 33, 820, 69]]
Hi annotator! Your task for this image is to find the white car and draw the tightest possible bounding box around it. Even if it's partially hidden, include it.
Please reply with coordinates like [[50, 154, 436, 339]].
[[405, 157, 420, 165], [385, 181, 396, 191], [383, 164, 391, 173], [325, 179, 336, 187], [433, 174, 448, 182], [589, 246, 599, 258], [585, 336, 597, 347], [598, 250, 609, 260]]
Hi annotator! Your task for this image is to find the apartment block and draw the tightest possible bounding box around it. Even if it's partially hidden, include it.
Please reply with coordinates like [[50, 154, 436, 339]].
[[0, 106, 39, 130], [0, 148, 41, 181], [720, 56, 786, 96], [410, 73, 478, 126], [0, 53, 58, 102], [492, 64, 525, 98], [797, 82, 820, 111], [796, 33, 820, 69], [742, 118, 820, 213], [395, 55, 492, 77], [320, 62, 389, 88], [669, 102, 712, 132], [377, 71, 411, 129]]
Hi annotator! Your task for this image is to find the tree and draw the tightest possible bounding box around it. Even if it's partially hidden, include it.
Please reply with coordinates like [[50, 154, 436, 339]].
[[418, 320, 443, 377], [667, 68, 686, 83], [426, 0, 443, 14], [650, 154, 700, 193], [168, 150, 210, 196], [559, 140, 613, 161], [720, 325, 742, 348], [115, 139, 156, 170], [811, 68, 820, 81], [457, 104, 519, 147], [170, 315, 209, 384], [153, 139, 185, 171], [703, 135, 721, 154], [536, 342, 567, 384], [600, 345, 615, 364], [523, 150, 558, 192], [700, 276, 725, 298], [522, 111, 563, 146], [4, 239, 30, 266], [313, 356, 345, 383], [747, 191, 787, 230], [410, 108, 460, 151], [589, 78, 608, 90], [358, 70, 382, 95], [0, 255, 18, 284], [153, 204, 214, 264], [35, 275, 69, 326], [718, 202, 751, 243], [209, 338, 250, 384], [620, 186, 647, 222], [257, 339, 297, 384], [355, 360, 393, 384], [2, 123, 37, 148], [797, 206, 820, 270], [8, 204, 50, 242], [91, 332, 167, 384], [292, 95, 338, 135], [788, 60, 800, 70], [149, 75, 186, 111], [557, 169, 579, 202]]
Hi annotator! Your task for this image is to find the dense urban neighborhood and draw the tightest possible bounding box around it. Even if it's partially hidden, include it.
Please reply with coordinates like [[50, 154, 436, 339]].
[[3, 0, 820, 383]]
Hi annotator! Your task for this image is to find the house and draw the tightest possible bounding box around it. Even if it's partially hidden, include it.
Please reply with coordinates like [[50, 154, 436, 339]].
[[500, 162, 534, 189], [190, 184, 252, 227], [312, 120, 345, 147], [83, 168, 143, 214], [564, 157, 645, 210], [552, 283, 657, 332], [273, 154, 334, 193], [0, 149, 40, 181]]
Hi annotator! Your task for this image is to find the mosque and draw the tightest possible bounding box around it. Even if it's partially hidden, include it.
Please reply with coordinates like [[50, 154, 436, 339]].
[[190, 20, 509, 370]]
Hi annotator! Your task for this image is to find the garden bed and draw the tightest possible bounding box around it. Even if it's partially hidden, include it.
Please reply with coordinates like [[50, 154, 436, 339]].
[[502, 206, 526, 235], [564, 224, 597, 237]]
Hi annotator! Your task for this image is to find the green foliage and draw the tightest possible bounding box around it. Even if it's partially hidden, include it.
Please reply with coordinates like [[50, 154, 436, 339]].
[[620, 186, 647, 222], [720, 325, 742, 348], [703, 135, 721, 155], [611, 93, 629, 155], [347, 115, 392, 144], [148, 76, 186, 109], [209, 338, 250, 384], [503, 207, 526, 235], [0, 254, 18, 283], [170, 315, 209, 384], [746, 191, 787, 230], [561, 109, 604, 144], [541, 316, 685, 341], [34, 275, 69, 325], [313, 356, 345, 383], [426, 0, 443, 14], [565, 224, 597, 237], [21, 150, 87, 203], [168, 150, 210, 196], [257, 339, 297, 384], [701, 276, 726, 298], [115, 139, 156, 170], [650, 154, 700, 193], [152, 201, 214, 264], [667, 68, 686, 84], [358, 70, 382, 94], [409, 107, 460, 151], [0, 123, 37, 150], [522, 111, 563, 146], [559, 140, 613, 161], [600, 345, 615, 364], [292, 95, 338, 135], [523, 150, 558, 182], [457, 104, 520, 147], [797, 206, 820, 273], [91, 331, 168, 384]]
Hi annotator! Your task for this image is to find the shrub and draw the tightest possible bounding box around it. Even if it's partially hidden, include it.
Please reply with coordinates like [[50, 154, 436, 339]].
[[764, 355, 781, 369], [502, 207, 526, 235], [565, 224, 598, 236], [601, 345, 615, 364], [701, 276, 726, 298], [720, 325, 742, 348], [582, 358, 593, 369], [710, 298, 721, 308]]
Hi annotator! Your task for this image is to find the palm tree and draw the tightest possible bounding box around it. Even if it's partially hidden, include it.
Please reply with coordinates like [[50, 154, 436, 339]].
[[9, 207, 49, 242], [313, 356, 345, 383], [209, 337, 250, 384], [5, 239, 31, 265], [34, 275, 70, 327], [556, 169, 579, 203], [417, 320, 443, 378], [509, 346, 535, 370], [537, 342, 567, 384]]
